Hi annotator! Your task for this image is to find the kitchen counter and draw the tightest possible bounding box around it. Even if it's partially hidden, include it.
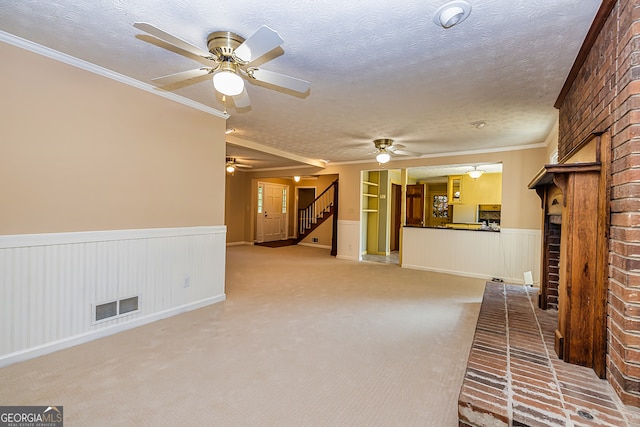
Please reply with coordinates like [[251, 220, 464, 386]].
[[404, 224, 500, 232], [401, 226, 540, 284]]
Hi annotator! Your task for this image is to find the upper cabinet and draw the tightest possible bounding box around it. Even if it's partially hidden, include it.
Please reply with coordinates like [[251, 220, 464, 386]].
[[448, 173, 502, 206], [448, 175, 463, 204]]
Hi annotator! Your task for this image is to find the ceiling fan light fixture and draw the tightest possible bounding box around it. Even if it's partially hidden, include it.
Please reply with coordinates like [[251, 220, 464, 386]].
[[213, 62, 244, 96], [434, 1, 472, 29], [226, 164, 236, 173], [376, 151, 391, 164], [294, 176, 301, 182]]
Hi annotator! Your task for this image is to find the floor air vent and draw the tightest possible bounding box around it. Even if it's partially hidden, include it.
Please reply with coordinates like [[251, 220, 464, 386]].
[[119, 296, 139, 314], [95, 301, 117, 321], [94, 296, 139, 323]]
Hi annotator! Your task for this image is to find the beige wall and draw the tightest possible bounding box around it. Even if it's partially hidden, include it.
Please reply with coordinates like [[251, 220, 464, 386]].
[[0, 41, 226, 235], [544, 119, 559, 163], [225, 172, 250, 242]]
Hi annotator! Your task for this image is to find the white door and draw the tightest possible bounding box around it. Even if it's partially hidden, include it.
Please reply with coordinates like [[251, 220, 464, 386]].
[[256, 182, 288, 242]]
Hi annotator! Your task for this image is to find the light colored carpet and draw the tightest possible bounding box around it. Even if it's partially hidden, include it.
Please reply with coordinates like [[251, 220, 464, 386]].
[[0, 245, 485, 426]]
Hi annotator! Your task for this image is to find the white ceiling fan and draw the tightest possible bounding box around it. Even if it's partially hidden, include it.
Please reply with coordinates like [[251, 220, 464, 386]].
[[226, 157, 252, 173], [133, 22, 310, 108], [372, 139, 420, 163]]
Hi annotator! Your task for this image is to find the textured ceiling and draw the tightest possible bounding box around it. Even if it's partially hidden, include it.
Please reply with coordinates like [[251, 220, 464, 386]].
[[0, 0, 601, 169]]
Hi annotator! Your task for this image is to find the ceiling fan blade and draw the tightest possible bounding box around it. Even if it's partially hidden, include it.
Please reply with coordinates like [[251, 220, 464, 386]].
[[235, 164, 253, 168], [151, 67, 213, 86], [134, 22, 213, 59], [391, 149, 421, 157], [249, 68, 310, 93], [234, 25, 284, 63], [232, 88, 251, 108]]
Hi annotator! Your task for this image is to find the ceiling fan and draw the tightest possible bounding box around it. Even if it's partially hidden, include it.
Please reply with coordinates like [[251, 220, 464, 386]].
[[372, 139, 420, 163], [133, 22, 310, 108], [226, 157, 252, 173]]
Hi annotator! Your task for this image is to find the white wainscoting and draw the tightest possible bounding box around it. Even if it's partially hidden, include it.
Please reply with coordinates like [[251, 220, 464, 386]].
[[0, 226, 226, 366], [401, 227, 541, 284], [336, 220, 361, 261]]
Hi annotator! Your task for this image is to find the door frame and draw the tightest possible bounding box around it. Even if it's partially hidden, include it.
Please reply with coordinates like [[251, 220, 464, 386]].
[[390, 183, 402, 251]]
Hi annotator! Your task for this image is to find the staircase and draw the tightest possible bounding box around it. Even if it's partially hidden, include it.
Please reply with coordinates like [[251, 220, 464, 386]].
[[296, 179, 339, 254]]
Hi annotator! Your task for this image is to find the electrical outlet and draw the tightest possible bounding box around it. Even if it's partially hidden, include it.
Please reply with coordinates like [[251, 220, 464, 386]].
[[183, 276, 190, 288], [312, 237, 318, 243]]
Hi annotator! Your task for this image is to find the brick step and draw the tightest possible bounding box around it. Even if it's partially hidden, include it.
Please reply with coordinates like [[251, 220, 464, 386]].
[[458, 282, 640, 426]]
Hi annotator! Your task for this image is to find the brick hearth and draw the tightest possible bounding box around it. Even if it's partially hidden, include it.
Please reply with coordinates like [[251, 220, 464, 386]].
[[458, 282, 640, 426]]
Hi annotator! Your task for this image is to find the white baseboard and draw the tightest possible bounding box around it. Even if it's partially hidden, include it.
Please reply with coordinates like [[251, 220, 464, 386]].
[[0, 294, 226, 368], [401, 263, 526, 284], [226, 241, 253, 246], [298, 242, 332, 250]]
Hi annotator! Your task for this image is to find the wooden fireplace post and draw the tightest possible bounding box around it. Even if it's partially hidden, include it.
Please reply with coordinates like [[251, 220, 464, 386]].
[[529, 132, 610, 379]]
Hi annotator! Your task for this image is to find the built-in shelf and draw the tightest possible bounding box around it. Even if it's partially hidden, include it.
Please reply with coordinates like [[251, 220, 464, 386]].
[[363, 193, 378, 198], [362, 181, 379, 187], [362, 209, 377, 213]]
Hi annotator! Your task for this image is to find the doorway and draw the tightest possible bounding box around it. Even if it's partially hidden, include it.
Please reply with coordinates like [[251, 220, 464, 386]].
[[360, 170, 401, 265], [406, 184, 425, 226], [295, 187, 316, 238], [256, 182, 289, 243]]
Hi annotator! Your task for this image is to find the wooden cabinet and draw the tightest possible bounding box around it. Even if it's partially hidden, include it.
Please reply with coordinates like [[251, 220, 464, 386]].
[[478, 204, 500, 211], [448, 175, 462, 204]]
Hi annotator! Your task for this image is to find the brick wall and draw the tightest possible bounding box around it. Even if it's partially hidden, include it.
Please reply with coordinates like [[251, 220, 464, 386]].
[[557, 0, 640, 406]]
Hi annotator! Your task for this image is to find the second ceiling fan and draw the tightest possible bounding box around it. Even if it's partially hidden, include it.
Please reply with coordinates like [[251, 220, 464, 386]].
[[373, 139, 420, 163], [133, 22, 310, 108], [226, 157, 252, 173]]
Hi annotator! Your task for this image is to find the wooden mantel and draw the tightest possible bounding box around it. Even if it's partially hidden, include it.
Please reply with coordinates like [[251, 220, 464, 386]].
[[528, 133, 611, 379]]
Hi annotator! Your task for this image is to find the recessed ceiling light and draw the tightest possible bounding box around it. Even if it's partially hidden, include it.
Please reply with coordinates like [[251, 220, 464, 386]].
[[472, 120, 486, 129], [433, 1, 472, 29]]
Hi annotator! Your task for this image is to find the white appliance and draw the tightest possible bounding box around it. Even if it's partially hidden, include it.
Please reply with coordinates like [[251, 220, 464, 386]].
[[452, 204, 478, 223]]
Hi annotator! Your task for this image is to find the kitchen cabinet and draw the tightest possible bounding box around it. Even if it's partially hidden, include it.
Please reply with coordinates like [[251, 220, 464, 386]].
[[448, 175, 462, 204]]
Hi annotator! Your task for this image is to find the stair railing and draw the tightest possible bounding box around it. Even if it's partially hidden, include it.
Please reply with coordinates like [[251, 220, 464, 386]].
[[298, 179, 338, 238]]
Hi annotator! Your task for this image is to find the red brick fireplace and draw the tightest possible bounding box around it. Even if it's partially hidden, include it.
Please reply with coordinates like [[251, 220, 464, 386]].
[[551, 0, 640, 407]]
